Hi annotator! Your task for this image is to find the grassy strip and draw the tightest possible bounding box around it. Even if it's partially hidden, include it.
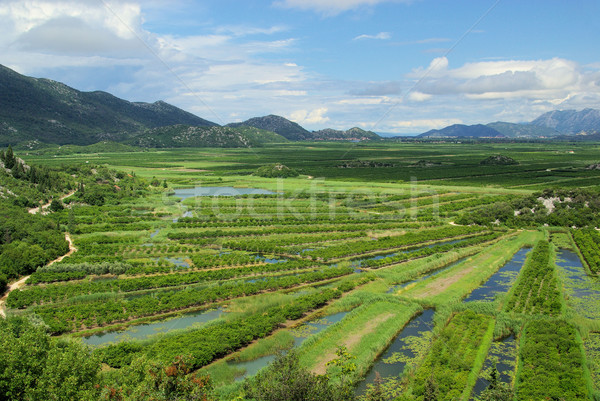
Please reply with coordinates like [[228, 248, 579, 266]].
[[296, 297, 422, 381], [402, 231, 542, 303], [460, 317, 495, 400]]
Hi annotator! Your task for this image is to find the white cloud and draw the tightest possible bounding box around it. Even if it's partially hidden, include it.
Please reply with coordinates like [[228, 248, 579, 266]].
[[274, 0, 409, 16], [408, 91, 431, 102], [338, 97, 392, 105], [354, 32, 391, 41], [289, 108, 330, 124], [409, 56, 600, 107]]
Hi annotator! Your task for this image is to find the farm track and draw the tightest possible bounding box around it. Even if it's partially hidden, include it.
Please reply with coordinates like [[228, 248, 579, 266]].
[[0, 232, 77, 317], [28, 190, 76, 214]]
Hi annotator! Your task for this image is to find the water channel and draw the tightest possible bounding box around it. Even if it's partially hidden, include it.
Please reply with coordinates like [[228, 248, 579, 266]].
[[555, 248, 600, 320], [354, 309, 436, 397], [171, 186, 276, 201], [463, 247, 531, 302], [82, 307, 226, 346], [470, 334, 517, 399]]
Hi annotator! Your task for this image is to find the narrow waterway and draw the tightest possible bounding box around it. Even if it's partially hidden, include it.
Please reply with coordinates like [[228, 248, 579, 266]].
[[82, 307, 225, 346], [354, 309, 435, 397], [470, 334, 517, 399], [463, 247, 531, 302], [555, 249, 600, 320]]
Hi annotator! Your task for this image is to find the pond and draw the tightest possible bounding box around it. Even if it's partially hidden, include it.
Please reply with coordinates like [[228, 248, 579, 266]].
[[463, 247, 531, 302], [171, 186, 275, 200], [555, 249, 600, 320], [82, 307, 226, 346], [354, 309, 435, 397]]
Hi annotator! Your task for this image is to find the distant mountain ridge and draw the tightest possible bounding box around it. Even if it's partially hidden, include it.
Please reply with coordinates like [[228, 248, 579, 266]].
[[0, 64, 217, 146], [2, 64, 600, 145], [419, 124, 504, 138], [310, 127, 380, 141], [416, 109, 600, 139], [227, 115, 312, 141], [531, 108, 600, 133]]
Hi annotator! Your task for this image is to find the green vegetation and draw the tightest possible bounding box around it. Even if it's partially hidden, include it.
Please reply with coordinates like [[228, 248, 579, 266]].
[[2, 141, 600, 400], [401, 311, 494, 401], [516, 319, 589, 400], [504, 240, 562, 315], [254, 163, 299, 178], [479, 155, 518, 166], [572, 228, 600, 274]]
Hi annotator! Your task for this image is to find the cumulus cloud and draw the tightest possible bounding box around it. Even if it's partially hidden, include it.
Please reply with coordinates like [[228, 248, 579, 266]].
[[354, 32, 391, 41], [409, 56, 594, 105], [274, 0, 409, 16], [289, 108, 330, 124]]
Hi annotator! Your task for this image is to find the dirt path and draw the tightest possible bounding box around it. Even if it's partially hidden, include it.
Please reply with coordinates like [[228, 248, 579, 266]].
[[312, 313, 394, 375], [48, 233, 77, 266], [28, 190, 76, 214], [0, 232, 77, 317]]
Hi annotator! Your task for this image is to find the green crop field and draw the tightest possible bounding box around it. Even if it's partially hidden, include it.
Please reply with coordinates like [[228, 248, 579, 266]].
[[2, 141, 600, 400]]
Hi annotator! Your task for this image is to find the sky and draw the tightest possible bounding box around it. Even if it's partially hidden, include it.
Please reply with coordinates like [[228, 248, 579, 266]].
[[1, 0, 599, 134]]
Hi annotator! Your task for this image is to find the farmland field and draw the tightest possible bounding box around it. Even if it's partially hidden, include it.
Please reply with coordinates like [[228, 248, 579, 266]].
[[4, 141, 600, 400]]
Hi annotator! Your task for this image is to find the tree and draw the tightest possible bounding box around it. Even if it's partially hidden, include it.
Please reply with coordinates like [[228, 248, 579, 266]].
[[68, 207, 77, 233], [243, 350, 353, 401], [0, 316, 101, 401], [3, 146, 16, 170], [100, 355, 214, 401], [49, 199, 64, 212]]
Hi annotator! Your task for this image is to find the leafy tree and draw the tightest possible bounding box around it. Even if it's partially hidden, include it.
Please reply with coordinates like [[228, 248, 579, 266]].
[[243, 350, 354, 401], [100, 355, 213, 401], [0, 316, 101, 401], [3, 145, 16, 170], [49, 199, 64, 212]]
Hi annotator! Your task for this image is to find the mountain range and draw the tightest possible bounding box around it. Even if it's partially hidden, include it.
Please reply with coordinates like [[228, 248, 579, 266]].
[[417, 110, 600, 139], [1, 64, 599, 146]]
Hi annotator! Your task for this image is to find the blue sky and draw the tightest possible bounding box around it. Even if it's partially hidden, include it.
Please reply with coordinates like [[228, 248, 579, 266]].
[[1, 0, 599, 134]]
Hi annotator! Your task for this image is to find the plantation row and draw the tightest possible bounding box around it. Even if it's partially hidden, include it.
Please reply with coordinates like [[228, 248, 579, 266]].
[[359, 232, 502, 269], [32, 266, 354, 333], [174, 215, 434, 228], [302, 225, 485, 261], [504, 240, 561, 315], [517, 319, 589, 400], [221, 232, 368, 255], [404, 310, 493, 401], [167, 221, 403, 239], [572, 228, 600, 274], [8, 258, 321, 308], [365, 193, 479, 213]]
